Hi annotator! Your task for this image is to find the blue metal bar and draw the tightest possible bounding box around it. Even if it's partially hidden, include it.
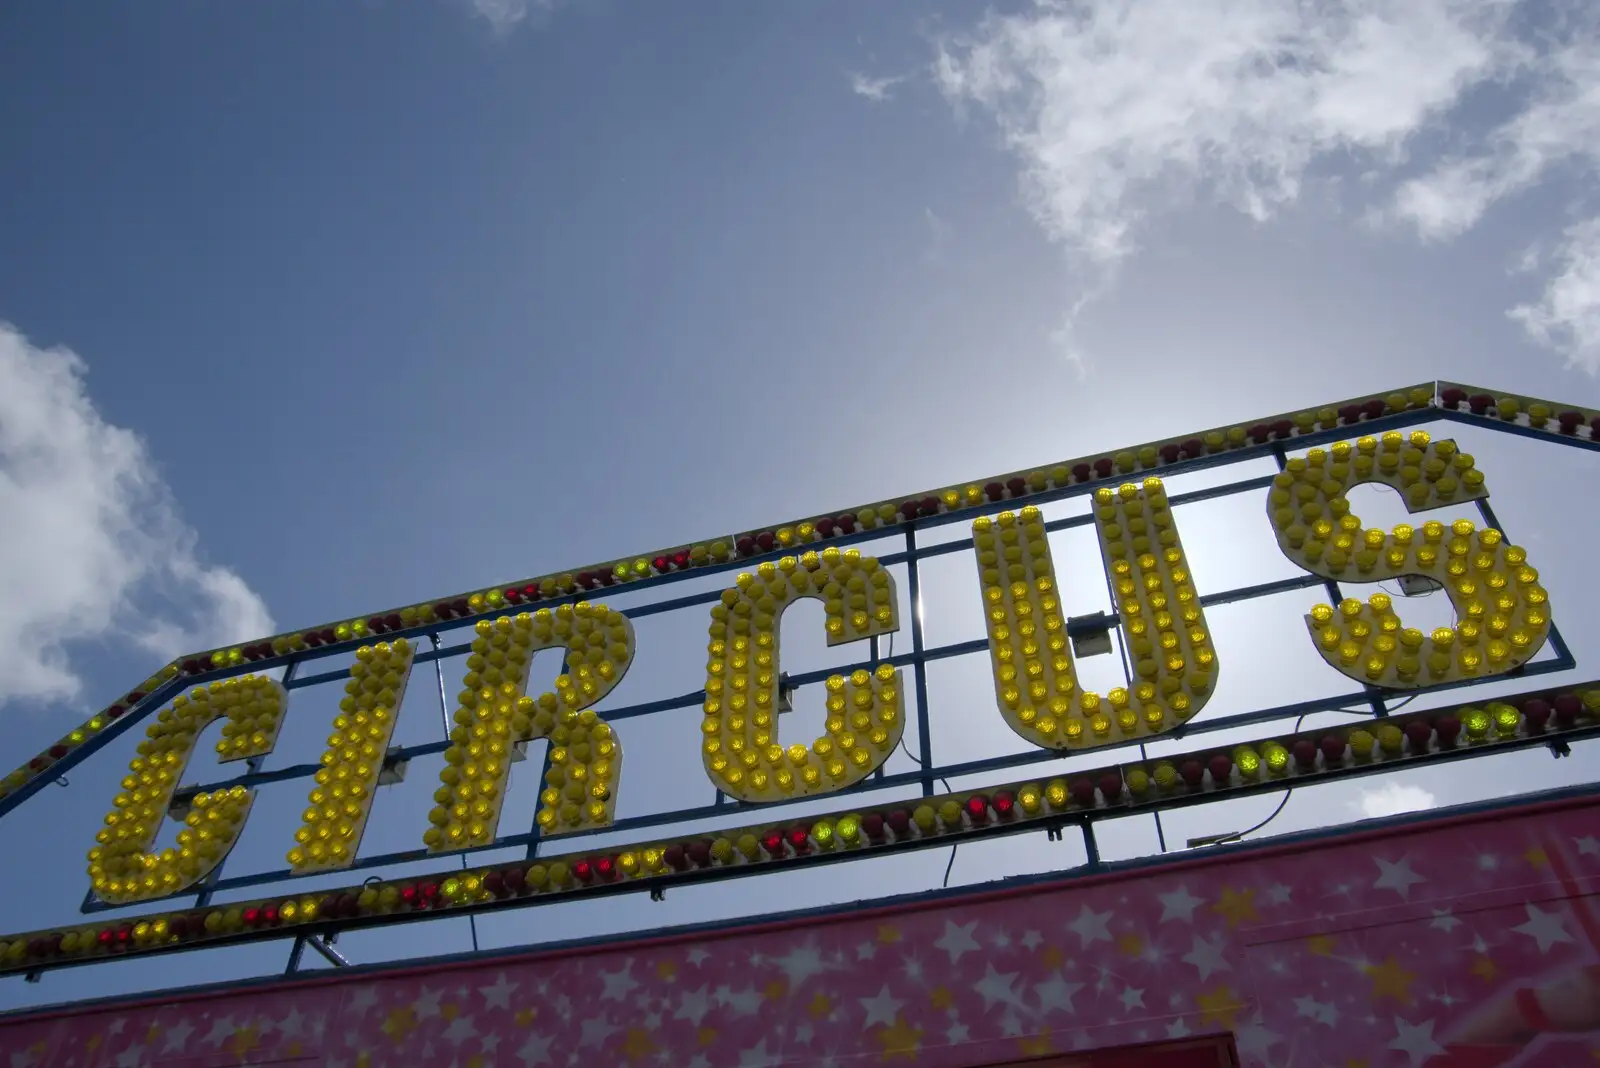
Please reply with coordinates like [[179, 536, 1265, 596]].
[[905, 529, 935, 796], [180, 417, 1433, 701], [279, 475, 1287, 692], [83, 645, 1578, 907], [1439, 409, 1600, 454], [114, 569, 1520, 805], [284, 936, 307, 975], [23, 772, 1600, 1001], [0, 674, 188, 820]]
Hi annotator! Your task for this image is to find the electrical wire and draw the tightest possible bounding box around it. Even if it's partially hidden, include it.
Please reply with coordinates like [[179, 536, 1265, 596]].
[[1235, 691, 1422, 842]]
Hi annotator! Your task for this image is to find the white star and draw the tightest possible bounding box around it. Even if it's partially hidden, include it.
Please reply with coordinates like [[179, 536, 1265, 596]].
[[794, 1023, 814, 1045], [684, 1057, 711, 1068], [1067, 904, 1113, 947], [1265, 883, 1293, 905], [1512, 903, 1574, 953], [855, 941, 877, 961], [999, 1011, 1026, 1037], [161, 1020, 195, 1052], [1235, 1015, 1281, 1062], [599, 962, 638, 1002], [772, 943, 829, 989], [1020, 930, 1043, 950], [1166, 1018, 1191, 1039], [414, 987, 444, 1020], [441, 1015, 477, 1046], [974, 964, 1027, 1012], [1120, 986, 1145, 1011], [482, 1034, 501, 1055], [1373, 856, 1426, 898], [108, 1020, 126, 1035], [480, 973, 517, 1011], [1429, 909, 1461, 933], [114, 1048, 145, 1068], [1576, 836, 1600, 857], [738, 1039, 781, 1067], [1389, 1017, 1446, 1066], [202, 1017, 235, 1047], [1157, 885, 1204, 923], [347, 987, 379, 1015], [517, 1032, 554, 1065], [686, 948, 711, 967], [858, 986, 904, 1028], [578, 1016, 616, 1049], [675, 986, 713, 1026], [717, 985, 763, 1016], [946, 1022, 970, 1044], [1182, 933, 1231, 981], [901, 955, 926, 984], [643, 1012, 662, 1030], [1294, 996, 1338, 1027], [934, 920, 980, 963], [1476, 853, 1498, 871], [279, 1008, 308, 1040], [1033, 975, 1084, 1014]]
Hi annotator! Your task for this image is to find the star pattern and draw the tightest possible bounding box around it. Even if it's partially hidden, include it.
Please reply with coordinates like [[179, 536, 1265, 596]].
[[4, 803, 1598, 1068]]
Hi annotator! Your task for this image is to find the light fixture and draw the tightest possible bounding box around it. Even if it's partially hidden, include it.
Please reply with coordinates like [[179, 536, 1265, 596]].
[[376, 750, 409, 786], [167, 785, 199, 822], [1398, 574, 1443, 596], [1067, 612, 1115, 658]]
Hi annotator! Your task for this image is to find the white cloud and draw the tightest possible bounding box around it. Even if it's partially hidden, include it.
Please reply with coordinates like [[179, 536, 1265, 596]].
[[926, 0, 1600, 372], [1355, 782, 1438, 819], [470, 0, 557, 36], [933, 0, 1519, 266], [850, 72, 905, 103], [1390, 26, 1600, 241], [0, 324, 274, 707], [1509, 217, 1600, 373]]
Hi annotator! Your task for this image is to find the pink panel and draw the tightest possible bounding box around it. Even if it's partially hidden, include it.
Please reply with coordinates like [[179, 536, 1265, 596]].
[[3, 796, 1599, 1067]]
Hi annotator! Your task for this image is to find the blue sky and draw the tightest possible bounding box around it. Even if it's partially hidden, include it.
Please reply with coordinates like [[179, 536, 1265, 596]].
[[1, 0, 1599, 1011]]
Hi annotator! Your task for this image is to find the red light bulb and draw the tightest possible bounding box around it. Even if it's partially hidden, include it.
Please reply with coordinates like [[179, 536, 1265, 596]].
[[573, 860, 594, 883], [992, 791, 1016, 820], [594, 856, 617, 881], [786, 826, 810, 853], [761, 831, 785, 856], [1206, 755, 1232, 786], [964, 795, 990, 825]]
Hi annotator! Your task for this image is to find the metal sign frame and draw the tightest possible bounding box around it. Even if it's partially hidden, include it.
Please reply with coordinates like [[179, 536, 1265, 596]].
[[0, 380, 1596, 986]]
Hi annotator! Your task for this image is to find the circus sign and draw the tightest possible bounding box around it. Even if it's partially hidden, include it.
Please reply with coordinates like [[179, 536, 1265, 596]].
[[0, 380, 1597, 979]]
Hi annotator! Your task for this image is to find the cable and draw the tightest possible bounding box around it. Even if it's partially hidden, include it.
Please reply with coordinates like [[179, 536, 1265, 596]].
[[1236, 693, 1418, 842], [942, 845, 958, 887]]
